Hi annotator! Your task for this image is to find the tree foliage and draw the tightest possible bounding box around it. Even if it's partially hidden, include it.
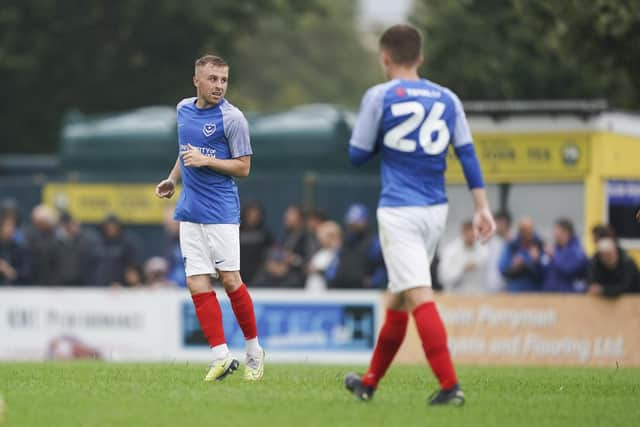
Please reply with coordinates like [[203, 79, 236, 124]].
[[0, 0, 319, 153], [228, 0, 380, 112], [2, 0, 638, 154], [412, 0, 639, 108], [530, 0, 640, 108]]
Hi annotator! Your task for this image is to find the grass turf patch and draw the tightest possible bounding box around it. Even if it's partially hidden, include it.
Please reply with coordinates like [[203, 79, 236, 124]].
[[0, 362, 638, 427]]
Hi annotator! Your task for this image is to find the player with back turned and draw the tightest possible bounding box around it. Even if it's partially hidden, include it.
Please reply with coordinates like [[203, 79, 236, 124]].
[[344, 25, 495, 405], [155, 55, 264, 382]]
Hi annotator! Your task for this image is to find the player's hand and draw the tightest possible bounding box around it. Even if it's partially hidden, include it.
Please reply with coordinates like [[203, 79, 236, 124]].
[[182, 144, 210, 167], [463, 262, 477, 273], [512, 255, 525, 268], [472, 207, 496, 243], [155, 179, 175, 199], [0, 259, 17, 281], [636, 209, 640, 223], [587, 283, 603, 296]]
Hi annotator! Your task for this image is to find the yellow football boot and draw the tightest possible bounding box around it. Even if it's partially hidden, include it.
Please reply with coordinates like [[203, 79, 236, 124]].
[[204, 354, 239, 382]]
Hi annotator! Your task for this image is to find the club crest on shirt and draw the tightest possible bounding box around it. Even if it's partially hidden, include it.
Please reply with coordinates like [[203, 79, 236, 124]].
[[202, 123, 216, 137]]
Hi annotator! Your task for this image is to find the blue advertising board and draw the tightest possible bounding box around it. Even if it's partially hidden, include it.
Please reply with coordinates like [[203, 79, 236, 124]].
[[182, 298, 377, 353]]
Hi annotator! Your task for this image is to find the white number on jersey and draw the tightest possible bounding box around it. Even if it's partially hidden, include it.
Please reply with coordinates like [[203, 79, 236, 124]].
[[383, 101, 450, 155]]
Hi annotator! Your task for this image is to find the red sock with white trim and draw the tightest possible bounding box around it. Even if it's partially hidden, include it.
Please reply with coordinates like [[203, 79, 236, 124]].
[[226, 284, 260, 355], [413, 301, 458, 390], [191, 291, 226, 349], [362, 309, 409, 388]]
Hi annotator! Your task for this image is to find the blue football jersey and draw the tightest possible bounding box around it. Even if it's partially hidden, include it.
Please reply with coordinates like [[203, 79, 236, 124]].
[[349, 79, 483, 208], [174, 97, 253, 224]]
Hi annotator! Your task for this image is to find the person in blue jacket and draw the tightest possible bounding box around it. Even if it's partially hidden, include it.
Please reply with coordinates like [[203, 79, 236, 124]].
[[543, 218, 588, 292], [499, 217, 545, 292]]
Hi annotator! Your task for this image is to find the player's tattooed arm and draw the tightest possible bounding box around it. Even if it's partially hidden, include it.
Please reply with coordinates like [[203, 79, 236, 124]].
[[155, 157, 181, 199], [182, 145, 251, 177], [205, 155, 251, 177]]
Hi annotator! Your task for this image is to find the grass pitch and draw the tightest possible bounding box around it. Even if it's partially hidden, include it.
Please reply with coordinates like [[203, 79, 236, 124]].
[[0, 362, 638, 427]]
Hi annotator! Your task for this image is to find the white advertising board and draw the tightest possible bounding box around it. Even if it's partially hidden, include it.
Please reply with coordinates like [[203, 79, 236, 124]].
[[0, 288, 380, 363]]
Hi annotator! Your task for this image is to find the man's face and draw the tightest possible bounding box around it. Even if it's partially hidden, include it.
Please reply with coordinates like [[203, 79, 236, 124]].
[[0, 218, 15, 241], [553, 225, 570, 247], [103, 222, 121, 239], [65, 220, 80, 237], [193, 64, 228, 106], [518, 219, 535, 244], [496, 218, 510, 238], [245, 207, 262, 228], [348, 221, 368, 235], [284, 207, 302, 230], [600, 247, 619, 269]]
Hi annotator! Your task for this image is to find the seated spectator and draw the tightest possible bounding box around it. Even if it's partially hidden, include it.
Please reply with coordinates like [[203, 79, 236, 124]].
[[306, 221, 342, 292], [438, 220, 489, 294], [240, 202, 273, 283], [0, 214, 30, 285], [122, 264, 144, 288], [253, 247, 305, 288], [55, 212, 101, 286], [279, 205, 311, 283], [163, 207, 186, 288], [24, 204, 61, 285], [0, 198, 25, 245], [144, 257, 177, 288], [543, 218, 588, 292], [591, 224, 616, 245], [94, 214, 141, 287], [484, 211, 512, 292], [499, 217, 545, 292], [327, 204, 386, 289], [304, 209, 327, 257], [587, 238, 640, 297]]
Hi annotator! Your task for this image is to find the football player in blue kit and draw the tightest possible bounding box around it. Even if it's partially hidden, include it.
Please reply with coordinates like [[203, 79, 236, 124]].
[[344, 25, 496, 405], [156, 55, 264, 382]]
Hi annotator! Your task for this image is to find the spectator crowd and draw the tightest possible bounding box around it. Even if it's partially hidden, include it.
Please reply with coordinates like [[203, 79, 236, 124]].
[[1, 197, 639, 297], [438, 212, 640, 297], [0, 199, 176, 288]]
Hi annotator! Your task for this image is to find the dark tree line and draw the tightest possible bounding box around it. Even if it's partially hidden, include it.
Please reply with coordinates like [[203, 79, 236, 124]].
[[413, 0, 640, 108], [1, 0, 638, 154], [0, 0, 320, 153]]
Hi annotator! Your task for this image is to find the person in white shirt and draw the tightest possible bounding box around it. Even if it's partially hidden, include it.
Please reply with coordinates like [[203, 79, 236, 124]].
[[484, 212, 512, 292], [306, 221, 342, 292], [439, 220, 489, 293]]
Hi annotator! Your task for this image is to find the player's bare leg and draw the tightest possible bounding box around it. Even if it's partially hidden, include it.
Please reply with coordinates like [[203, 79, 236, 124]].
[[187, 274, 239, 381], [345, 292, 409, 400], [404, 286, 464, 406], [219, 270, 264, 381]]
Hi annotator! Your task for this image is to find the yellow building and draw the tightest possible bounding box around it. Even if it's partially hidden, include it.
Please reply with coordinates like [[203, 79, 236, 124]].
[[444, 101, 640, 260]]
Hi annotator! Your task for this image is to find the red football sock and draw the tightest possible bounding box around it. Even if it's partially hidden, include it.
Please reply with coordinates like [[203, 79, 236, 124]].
[[226, 284, 258, 340], [191, 291, 226, 347], [362, 309, 409, 388], [413, 301, 458, 390]]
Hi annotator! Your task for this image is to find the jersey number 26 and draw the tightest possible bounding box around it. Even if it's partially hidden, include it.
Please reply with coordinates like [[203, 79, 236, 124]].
[[383, 101, 449, 155]]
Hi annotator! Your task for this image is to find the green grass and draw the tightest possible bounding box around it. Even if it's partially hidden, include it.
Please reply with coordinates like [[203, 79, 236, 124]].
[[0, 363, 638, 427]]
